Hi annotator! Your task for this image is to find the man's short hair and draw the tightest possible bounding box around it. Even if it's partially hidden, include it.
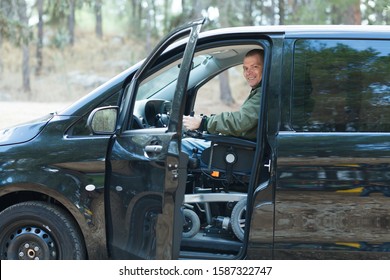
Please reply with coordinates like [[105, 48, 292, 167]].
[[245, 49, 264, 59]]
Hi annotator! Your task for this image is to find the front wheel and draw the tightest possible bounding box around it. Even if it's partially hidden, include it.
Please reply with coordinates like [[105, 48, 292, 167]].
[[0, 201, 86, 260], [231, 199, 247, 242], [182, 208, 200, 238]]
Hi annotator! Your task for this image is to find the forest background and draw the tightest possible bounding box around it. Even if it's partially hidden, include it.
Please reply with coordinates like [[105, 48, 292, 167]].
[[0, 0, 389, 128]]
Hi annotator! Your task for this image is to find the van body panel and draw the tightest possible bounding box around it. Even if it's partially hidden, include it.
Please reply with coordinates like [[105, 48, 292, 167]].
[[275, 132, 390, 259]]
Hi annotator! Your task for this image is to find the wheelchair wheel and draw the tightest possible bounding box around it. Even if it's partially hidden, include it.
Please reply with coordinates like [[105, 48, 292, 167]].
[[231, 199, 246, 242], [182, 208, 200, 238]]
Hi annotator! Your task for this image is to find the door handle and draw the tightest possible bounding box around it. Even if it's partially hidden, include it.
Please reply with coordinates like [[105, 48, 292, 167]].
[[144, 145, 163, 153], [264, 159, 271, 173]]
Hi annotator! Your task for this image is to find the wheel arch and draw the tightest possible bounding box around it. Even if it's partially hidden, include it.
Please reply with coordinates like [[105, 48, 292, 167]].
[[0, 184, 107, 259]]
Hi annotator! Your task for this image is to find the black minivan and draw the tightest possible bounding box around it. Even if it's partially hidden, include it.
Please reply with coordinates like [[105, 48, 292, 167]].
[[1, 20, 390, 260]]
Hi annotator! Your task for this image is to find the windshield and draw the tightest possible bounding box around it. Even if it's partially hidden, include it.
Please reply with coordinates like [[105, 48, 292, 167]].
[[136, 55, 209, 100]]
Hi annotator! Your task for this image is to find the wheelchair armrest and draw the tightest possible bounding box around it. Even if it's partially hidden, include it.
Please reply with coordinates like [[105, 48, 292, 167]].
[[201, 134, 256, 173], [202, 134, 256, 149]]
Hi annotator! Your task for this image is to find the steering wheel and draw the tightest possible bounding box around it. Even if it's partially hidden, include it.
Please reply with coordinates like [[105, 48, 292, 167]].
[[155, 113, 170, 128], [131, 115, 144, 129]]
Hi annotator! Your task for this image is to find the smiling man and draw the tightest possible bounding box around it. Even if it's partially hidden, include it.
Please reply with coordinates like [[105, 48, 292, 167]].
[[182, 49, 264, 157]]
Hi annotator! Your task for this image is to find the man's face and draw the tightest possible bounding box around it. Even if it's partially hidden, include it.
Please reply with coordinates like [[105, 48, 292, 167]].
[[243, 54, 263, 88]]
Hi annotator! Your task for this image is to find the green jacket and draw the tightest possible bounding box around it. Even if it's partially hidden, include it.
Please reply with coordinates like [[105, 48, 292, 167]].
[[205, 84, 262, 140]]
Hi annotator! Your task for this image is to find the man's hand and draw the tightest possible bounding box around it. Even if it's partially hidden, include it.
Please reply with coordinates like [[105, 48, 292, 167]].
[[183, 115, 202, 131]]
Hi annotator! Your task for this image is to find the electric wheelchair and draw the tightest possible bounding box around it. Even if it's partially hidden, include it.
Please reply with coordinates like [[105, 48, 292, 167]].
[[182, 133, 256, 242]]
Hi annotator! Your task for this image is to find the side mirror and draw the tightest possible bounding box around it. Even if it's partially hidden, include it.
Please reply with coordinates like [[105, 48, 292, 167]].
[[87, 106, 119, 134]]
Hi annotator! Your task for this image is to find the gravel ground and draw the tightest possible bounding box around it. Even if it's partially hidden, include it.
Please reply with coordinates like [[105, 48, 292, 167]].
[[1, 102, 71, 129]]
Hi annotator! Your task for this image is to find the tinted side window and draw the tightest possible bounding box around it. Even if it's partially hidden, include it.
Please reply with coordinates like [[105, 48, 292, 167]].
[[292, 39, 390, 132]]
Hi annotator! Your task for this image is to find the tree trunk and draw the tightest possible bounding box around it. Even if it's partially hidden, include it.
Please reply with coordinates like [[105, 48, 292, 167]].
[[219, 70, 235, 106], [0, 36, 3, 80], [17, 0, 31, 93], [163, 0, 170, 33], [244, 0, 254, 25], [192, 0, 202, 18], [1, 0, 13, 79], [351, 1, 361, 24], [145, 0, 152, 54], [279, 0, 285, 25], [151, 0, 157, 36], [22, 44, 31, 94], [95, 0, 103, 39], [130, 0, 142, 36], [340, 0, 362, 25], [68, 0, 75, 45], [35, 0, 44, 76], [218, 1, 234, 105]]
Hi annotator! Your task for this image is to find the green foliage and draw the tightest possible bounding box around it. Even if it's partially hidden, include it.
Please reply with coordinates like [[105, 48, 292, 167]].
[[47, 0, 89, 24], [1, 0, 389, 48], [293, 39, 390, 132], [46, 0, 70, 25], [362, 0, 390, 24], [51, 28, 71, 50], [283, 0, 362, 24], [0, 2, 32, 46]]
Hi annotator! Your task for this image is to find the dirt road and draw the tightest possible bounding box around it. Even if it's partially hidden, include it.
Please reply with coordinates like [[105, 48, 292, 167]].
[[1, 102, 71, 129]]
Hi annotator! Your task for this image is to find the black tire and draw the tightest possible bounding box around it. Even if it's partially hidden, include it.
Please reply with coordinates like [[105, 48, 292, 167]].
[[127, 196, 161, 258], [0, 201, 86, 260], [182, 208, 200, 238], [231, 199, 246, 242]]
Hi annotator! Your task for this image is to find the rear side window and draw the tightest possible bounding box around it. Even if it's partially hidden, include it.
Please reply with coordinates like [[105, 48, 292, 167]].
[[292, 39, 390, 132]]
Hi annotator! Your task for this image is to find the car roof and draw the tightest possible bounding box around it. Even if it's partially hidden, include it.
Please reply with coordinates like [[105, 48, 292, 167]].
[[200, 25, 390, 39]]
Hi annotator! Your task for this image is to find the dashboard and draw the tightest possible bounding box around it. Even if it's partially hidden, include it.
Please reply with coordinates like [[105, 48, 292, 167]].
[[133, 99, 172, 128]]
